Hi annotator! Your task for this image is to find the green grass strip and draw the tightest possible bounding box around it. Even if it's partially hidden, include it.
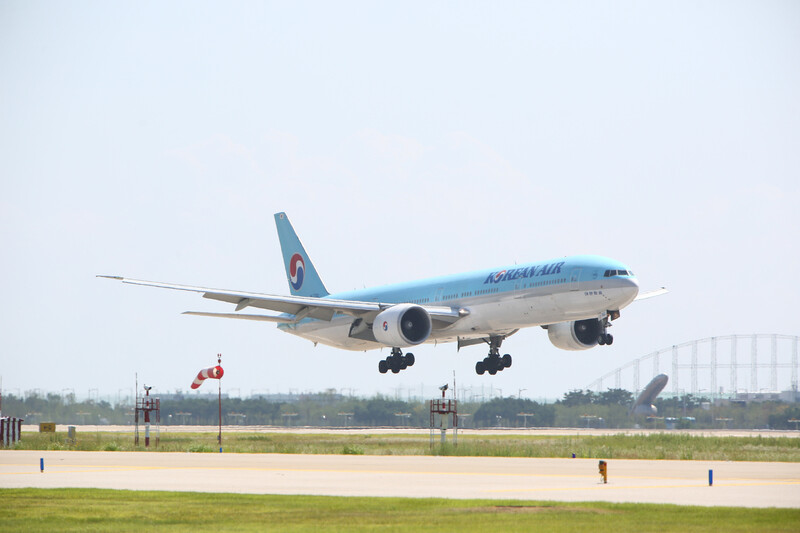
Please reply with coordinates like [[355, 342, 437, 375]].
[[1, 488, 798, 533], [13, 431, 800, 462]]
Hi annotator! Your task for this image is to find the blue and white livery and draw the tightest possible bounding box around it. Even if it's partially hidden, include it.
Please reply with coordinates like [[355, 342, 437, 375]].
[[100, 212, 666, 375]]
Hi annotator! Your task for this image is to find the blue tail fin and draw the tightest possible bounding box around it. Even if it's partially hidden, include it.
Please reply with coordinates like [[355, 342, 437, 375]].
[[274, 212, 329, 297]]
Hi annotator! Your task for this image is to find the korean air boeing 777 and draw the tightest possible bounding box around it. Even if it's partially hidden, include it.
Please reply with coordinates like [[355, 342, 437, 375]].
[[100, 212, 666, 375]]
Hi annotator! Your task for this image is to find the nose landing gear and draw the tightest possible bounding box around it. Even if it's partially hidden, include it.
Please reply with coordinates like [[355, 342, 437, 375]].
[[597, 315, 613, 345]]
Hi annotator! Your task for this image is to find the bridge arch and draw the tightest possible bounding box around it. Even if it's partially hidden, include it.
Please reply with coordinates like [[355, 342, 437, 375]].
[[585, 334, 799, 398]]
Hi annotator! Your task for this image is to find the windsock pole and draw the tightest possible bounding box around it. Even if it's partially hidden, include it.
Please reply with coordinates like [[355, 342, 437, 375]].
[[217, 354, 222, 452], [189, 356, 224, 451]]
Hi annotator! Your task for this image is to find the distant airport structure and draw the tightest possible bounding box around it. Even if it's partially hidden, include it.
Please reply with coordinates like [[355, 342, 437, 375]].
[[630, 374, 668, 416], [587, 334, 800, 399]]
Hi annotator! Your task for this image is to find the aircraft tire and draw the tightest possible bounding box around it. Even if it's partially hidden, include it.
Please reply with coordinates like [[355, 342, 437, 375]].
[[476, 361, 485, 375], [378, 360, 388, 374], [502, 354, 512, 368], [405, 353, 415, 366]]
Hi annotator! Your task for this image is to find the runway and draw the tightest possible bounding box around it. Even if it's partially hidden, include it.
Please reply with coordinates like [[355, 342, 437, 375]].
[[2, 450, 798, 508]]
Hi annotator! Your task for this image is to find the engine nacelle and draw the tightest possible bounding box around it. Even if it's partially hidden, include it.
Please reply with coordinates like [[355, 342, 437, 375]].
[[372, 304, 432, 347], [547, 318, 603, 351]]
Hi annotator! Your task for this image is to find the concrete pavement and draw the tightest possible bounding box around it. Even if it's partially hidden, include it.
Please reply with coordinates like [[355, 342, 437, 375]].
[[2, 450, 798, 508]]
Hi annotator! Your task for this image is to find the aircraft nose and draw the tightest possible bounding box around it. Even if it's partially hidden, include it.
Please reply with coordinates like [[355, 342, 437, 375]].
[[621, 275, 640, 300], [605, 274, 639, 305]]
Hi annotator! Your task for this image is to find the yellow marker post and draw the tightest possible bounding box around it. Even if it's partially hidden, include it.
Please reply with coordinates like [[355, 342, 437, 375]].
[[598, 460, 608, 484]]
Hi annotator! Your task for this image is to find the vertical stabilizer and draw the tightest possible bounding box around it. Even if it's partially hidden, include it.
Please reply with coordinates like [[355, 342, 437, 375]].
[[274, 212, 329, 297]]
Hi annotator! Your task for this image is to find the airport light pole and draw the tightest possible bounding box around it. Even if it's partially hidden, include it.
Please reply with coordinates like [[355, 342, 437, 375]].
[[338, 412, 354, 427], [518, 412, 535, 428]]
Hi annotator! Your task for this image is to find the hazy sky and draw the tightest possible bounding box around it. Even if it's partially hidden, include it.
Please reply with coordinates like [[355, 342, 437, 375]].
[[2, 2, 798, 402]]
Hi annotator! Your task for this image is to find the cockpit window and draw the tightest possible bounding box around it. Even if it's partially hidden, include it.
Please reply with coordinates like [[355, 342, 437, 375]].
[[604, 269, 634, 277]]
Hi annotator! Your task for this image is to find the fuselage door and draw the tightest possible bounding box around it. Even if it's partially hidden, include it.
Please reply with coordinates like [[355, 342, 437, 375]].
[[569, 268, 582, 291]]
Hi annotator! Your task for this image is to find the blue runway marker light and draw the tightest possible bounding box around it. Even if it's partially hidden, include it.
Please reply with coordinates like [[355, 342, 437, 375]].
[[709, 469, 713, 486], [40, 458, 44, 473]]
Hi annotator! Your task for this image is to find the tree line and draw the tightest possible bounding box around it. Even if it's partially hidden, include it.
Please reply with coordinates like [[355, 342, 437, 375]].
[[2, 389, 799, 430]]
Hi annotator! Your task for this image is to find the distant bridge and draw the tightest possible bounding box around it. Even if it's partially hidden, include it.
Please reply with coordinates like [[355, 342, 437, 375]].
[[586, 334, 799, 397]]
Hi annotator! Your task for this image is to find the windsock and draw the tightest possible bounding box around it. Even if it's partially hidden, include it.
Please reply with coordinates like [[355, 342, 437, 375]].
[[191, 365, 224, 389]]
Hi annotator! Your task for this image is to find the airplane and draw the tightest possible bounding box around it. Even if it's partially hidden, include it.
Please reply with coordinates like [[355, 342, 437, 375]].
[[100, 212, 666, 375]]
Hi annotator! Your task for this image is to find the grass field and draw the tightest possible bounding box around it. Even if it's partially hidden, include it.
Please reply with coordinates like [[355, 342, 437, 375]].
[[1, 488, 799, 533], [11, 431, 800, 462]]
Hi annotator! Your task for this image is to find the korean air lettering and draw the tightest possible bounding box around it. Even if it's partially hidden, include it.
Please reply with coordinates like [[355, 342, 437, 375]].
[[483, 262, 565, 284]]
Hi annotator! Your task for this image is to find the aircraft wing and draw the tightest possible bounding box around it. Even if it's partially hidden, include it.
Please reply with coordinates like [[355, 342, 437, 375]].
[[97, 276, 462, 324], [634, 287, 669, 301]]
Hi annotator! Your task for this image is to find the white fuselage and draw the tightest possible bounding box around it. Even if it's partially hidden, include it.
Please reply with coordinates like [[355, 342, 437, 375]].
[[278, 254, 639, 351]]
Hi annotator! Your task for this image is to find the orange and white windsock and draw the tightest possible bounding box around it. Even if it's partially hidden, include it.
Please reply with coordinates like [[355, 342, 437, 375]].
[[190, 365, 224, 389]]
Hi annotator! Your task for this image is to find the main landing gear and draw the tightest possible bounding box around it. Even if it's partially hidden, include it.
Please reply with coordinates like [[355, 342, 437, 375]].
[[378, 348, 415, 374], [475, 336, 512, 376]]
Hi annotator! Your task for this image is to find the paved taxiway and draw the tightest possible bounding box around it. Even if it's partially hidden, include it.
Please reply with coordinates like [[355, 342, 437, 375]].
[[2, 451, 798, 508]]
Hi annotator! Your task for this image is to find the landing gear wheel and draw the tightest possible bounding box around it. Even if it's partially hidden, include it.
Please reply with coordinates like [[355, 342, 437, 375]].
[[476, 335, 513, 376], [379, 348, 414, 375], [596, 315, 614, 347]]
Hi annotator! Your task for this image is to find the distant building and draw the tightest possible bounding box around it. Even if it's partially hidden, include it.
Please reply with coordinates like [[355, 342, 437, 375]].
[[731, 391, 798, 404], [158, 392, 230, 402], [780, 390, 800, 403]]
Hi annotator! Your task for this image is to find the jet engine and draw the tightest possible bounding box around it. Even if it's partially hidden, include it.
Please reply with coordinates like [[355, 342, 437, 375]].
[[372, 304, 432, 347], [547, 318, 603, 350]]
